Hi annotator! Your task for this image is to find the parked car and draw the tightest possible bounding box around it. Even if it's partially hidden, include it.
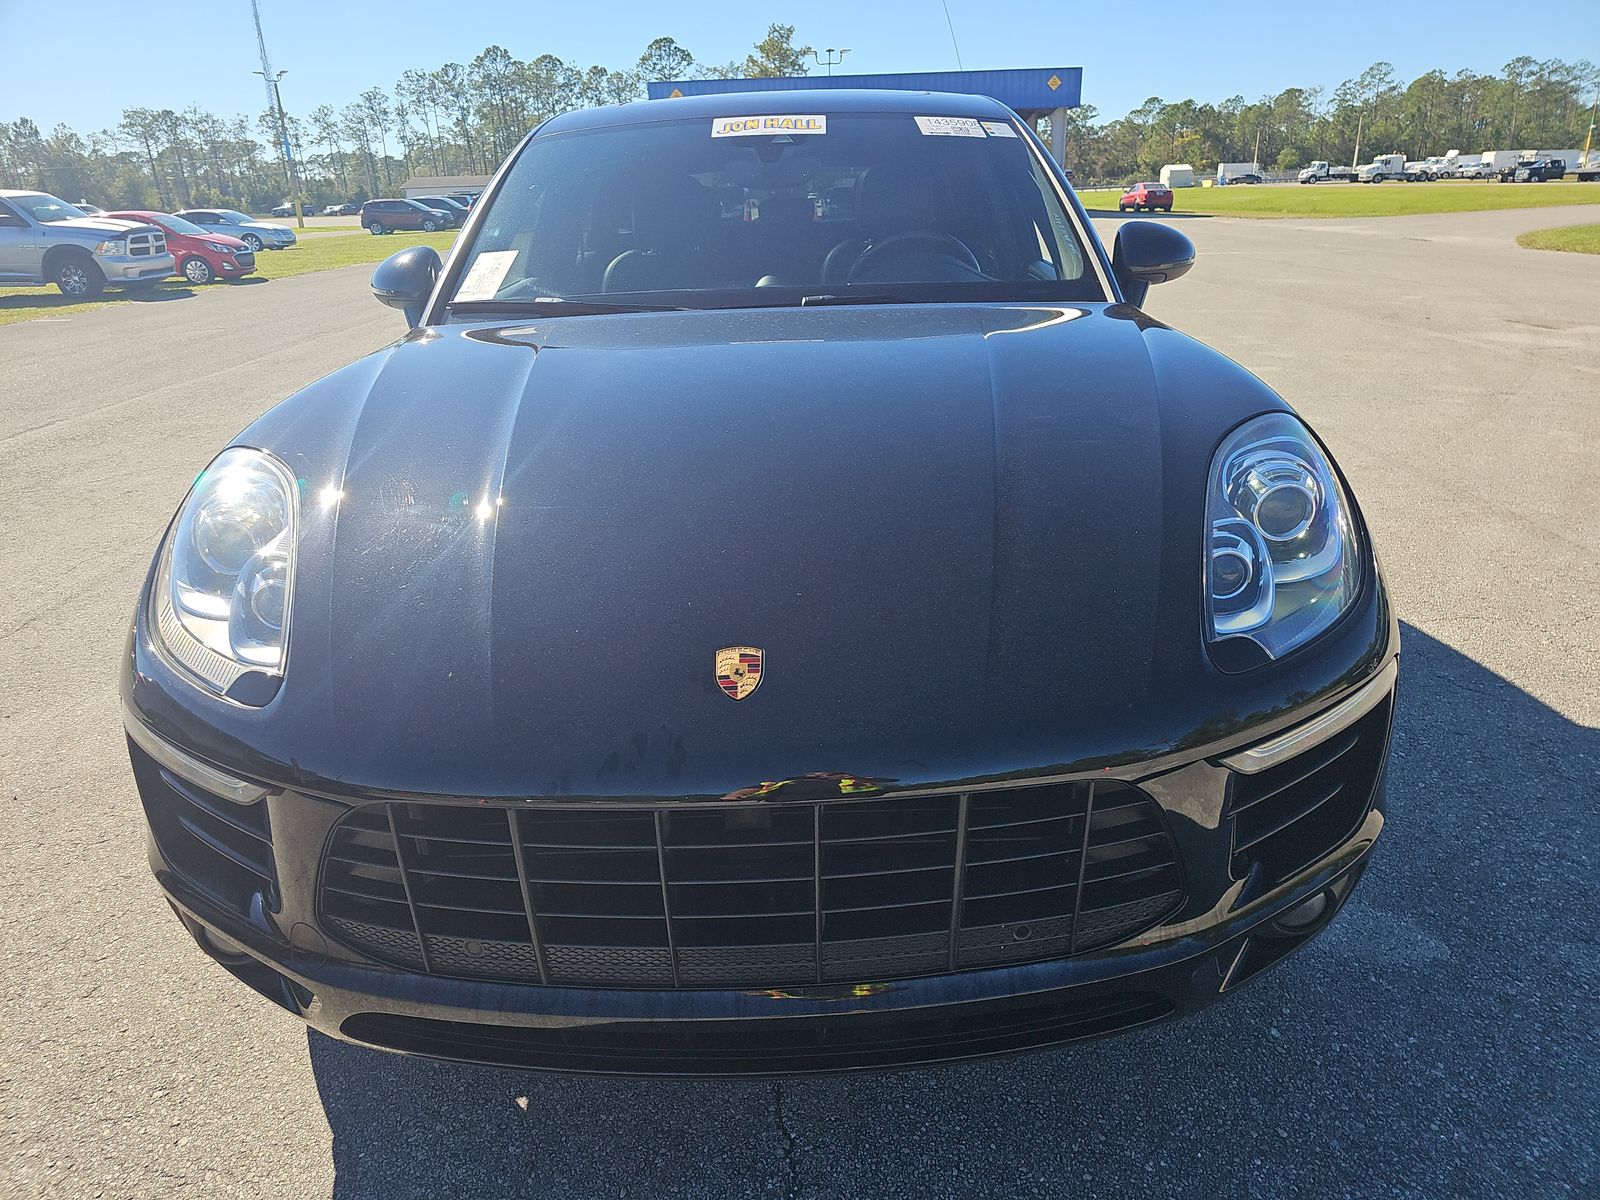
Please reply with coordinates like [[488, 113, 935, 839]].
[[447, 193, 477, 210], [1231, 173, 1264, 185], [106, 210, 255, 285], [360, 198, 453, 234], [270, 202, 310, 218], [0, 189, 173, 297], [171, 208, 296, 252], [410, 196, 471, 225], [76, 201, 107, 215], [1119, 181, 1174, 212], [123, 88, 1396, 1076], [323, 203, 360, 217]]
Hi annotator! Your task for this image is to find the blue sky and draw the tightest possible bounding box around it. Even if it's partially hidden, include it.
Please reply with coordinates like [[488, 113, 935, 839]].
[[2, 0, 1596, 133]]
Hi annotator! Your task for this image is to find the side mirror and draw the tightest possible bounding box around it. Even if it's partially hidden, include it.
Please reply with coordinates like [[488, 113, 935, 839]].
[[371, 245, 441, 328], [1111, 221, 1195, 308]]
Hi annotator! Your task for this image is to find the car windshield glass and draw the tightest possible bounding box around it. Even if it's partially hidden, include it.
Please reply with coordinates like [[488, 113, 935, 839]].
[[12, 193, 88, 223], [217, 210, 252, 223], [149, 213, 206, 236], [444, 112, 1101, 311]]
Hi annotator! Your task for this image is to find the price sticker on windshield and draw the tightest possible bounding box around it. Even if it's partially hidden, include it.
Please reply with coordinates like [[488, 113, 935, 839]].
[[712, 115, 827, 138], [915, 116, 987, 138], [455, 250, 518, 302], [980, 121, 1019, 138]]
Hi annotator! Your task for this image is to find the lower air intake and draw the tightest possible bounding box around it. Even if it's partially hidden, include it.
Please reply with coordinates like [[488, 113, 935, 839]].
[[319, 781, 1184, 990]]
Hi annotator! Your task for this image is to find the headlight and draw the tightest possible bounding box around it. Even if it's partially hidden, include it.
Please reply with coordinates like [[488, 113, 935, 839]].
[[93, 240, 124, 256], [206, 242, 233, 254], [152, 447, 298, 704], [1205, 413, 1361, 665]]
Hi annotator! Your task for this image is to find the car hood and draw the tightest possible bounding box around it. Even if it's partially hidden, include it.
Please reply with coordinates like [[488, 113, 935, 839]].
[[149, 303, 1390, 799], [52, 216, 158, 237]]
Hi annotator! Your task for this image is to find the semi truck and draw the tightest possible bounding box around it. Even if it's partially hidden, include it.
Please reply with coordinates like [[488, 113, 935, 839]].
[[1357, 153, 1408, 182], [1297, 160, 1356, 184]]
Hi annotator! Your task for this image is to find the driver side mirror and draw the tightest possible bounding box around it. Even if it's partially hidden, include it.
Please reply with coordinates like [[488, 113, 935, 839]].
[[371, 245, 442, 329], [1111, 221, 1195, 308]]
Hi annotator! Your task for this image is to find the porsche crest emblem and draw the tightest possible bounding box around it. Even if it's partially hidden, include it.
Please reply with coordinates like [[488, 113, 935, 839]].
[[715, 646, 764, 701]]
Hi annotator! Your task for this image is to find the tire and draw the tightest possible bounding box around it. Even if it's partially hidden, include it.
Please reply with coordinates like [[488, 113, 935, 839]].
[[241, 232, 264, 252], [52, 252, 104, 298], [369, 221, 386, 236], [1118, 205, 1127, 212], [421, 219, 438, 232], [181, 256, 214, 285]]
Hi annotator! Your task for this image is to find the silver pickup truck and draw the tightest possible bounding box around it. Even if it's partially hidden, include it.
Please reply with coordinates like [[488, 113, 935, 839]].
[[0, 189, 175, 297]]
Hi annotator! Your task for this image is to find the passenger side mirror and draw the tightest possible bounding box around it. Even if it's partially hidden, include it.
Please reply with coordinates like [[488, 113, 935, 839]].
[[371, 245, 442, 329], [1111, 221, 1195, 308]]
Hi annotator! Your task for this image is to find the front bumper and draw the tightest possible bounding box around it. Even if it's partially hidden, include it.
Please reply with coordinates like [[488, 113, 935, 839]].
[[101, 253, 175, 282], [127, 661, 1395, 1076]]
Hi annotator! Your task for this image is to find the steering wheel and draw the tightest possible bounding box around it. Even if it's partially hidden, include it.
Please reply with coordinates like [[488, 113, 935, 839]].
[[846, 232, 982, 284]]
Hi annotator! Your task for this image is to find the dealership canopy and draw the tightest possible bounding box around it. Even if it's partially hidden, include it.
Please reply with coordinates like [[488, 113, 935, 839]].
[[646, 67, 1084, 164]]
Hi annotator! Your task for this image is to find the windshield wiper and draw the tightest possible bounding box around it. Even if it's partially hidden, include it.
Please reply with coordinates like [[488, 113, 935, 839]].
[[799, 293, 918, 307], [447, 298, 690, 316]]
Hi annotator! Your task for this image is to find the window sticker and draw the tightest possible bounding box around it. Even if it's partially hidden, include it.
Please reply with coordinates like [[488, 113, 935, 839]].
[[711, 115, 827, 138], [915, 115, 987, 138], [455, 250, 518, 301], [980, 120, 1019, 138]]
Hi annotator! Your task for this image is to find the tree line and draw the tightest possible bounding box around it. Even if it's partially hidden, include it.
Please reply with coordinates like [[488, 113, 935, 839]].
[[1066, 58, 1598, 183], [1, 39, 1595, 210]]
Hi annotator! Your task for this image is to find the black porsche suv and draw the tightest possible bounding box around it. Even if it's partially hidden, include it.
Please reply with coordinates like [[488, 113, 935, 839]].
[[124, 89, 1397, 1075]]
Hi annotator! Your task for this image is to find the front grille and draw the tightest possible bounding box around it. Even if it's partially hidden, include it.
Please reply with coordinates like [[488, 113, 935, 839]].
[[319, 782, 1184, 990], [1227, 692, 1392, 887], [127, 230, 165, 257], [129, 739, 275, 916]]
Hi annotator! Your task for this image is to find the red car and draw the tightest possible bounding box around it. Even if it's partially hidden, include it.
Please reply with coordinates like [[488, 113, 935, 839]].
[[1119, 182, 1173, 213], [106, 210, 256, 285]]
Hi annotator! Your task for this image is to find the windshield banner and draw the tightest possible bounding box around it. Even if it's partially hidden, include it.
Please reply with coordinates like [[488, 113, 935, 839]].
[[711, 115, 827, 138]]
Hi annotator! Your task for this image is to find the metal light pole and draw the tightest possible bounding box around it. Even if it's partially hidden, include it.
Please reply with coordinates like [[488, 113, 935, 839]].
[[811, 48, 850, 76], [254, 69, 306, 228]]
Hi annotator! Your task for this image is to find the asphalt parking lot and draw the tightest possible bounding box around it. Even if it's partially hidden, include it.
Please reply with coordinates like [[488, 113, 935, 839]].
[[2, 204, 1597, 1199]]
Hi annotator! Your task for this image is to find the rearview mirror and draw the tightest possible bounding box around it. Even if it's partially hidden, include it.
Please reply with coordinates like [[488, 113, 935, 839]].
[[1111, 222, 1195, 308], [371, 245, 442, 328]]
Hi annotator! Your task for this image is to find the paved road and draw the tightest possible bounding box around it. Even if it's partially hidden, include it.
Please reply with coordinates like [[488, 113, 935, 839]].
[[3, 206, 1597, 1199]]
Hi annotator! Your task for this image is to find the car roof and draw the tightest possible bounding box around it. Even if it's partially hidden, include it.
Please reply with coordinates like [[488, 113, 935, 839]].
[[540, 88, 1014, 136]]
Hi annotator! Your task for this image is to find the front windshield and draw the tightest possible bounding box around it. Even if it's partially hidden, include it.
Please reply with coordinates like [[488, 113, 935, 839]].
[[446, 111, 1101, 310], [218, 210, 252, 223], [153, 213, 208, 236], [11, 193, 88, 223]]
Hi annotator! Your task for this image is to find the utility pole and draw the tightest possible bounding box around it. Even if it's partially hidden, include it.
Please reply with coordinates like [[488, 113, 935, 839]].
[[250, 0, 305, 228], [1582, 92, 1597, 171], [811, 48, 850, 76], [1351, 111, 1363, 171]]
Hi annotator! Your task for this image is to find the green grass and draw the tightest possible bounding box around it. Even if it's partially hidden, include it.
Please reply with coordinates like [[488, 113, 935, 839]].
[[1515, 222, 1600, 254], [1080, 179, 1600, 218], [0, 230, 458, 327]]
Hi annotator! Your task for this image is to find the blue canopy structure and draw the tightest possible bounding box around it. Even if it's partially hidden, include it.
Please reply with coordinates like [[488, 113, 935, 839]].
[[646, 68, 1084, 163]]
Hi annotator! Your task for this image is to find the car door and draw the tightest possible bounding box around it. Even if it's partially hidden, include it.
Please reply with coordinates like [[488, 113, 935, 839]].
[[0, 199, 39, 278]]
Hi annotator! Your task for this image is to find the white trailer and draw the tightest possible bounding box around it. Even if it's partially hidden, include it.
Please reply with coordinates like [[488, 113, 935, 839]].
[[1216, 161, 1260, 184], [1476, 150, 1522, 178], [1160, 163, 1196, 188]]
